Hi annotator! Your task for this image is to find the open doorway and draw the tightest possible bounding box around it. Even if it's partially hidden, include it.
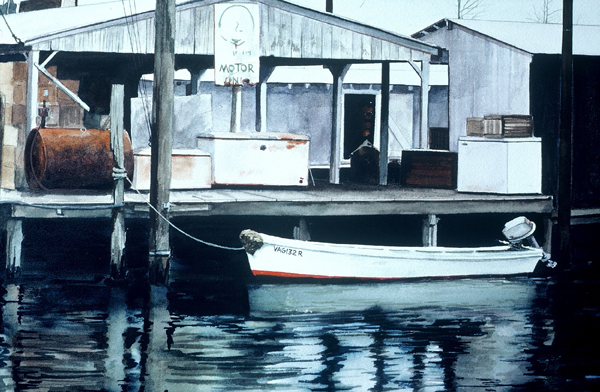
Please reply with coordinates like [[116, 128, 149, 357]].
[[343, 94, 375, 159]]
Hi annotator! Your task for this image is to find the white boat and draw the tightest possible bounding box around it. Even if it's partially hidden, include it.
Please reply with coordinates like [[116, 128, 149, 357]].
[[239, 217, 553, 280]]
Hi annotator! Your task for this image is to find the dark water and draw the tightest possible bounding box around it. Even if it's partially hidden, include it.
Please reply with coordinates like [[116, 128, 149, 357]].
[[1, 219, 599, 391], [1, 274, 600, 391]]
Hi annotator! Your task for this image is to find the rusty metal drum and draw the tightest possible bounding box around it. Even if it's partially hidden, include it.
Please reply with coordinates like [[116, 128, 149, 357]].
[[25, 128, 134, 190]]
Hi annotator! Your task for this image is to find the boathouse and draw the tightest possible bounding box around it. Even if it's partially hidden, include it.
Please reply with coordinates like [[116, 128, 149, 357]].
[[413, 19, 600, 264], [0, 1, 555, 279]]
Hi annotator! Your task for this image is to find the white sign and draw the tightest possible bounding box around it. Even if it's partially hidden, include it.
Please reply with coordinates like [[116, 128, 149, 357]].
[[214, 3, 260, 86]]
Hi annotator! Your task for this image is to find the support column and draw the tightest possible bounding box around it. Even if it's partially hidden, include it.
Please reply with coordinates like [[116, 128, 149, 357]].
[[230, 85, 242, 133], [379, 61, 390, 185], [420, 60, 430, 149], [409, 59, 431, 149], [189, 68, 208, 95], [25, 50, 39, 135], [255, 66, 275, 132], [544, 216, 554, 255], [149, 0, 176, 285], [5, 219, 23, 278], [110, 84, 126, 278], [293, 218, 311, 241], [422, 214, 439, 247], [328, 64, 350, 184]]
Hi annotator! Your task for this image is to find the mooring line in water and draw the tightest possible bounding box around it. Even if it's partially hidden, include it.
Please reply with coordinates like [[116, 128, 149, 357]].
[[125, 177, 245, 251]]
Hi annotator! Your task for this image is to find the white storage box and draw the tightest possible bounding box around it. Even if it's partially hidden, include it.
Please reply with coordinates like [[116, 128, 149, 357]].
[[132, 148, 211, 190], [457, 137, 542, 194], [197, 132, 310, 186]]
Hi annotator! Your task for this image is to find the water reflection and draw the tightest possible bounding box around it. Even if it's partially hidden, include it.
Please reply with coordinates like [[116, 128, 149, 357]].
[[1, 276, 599, 391]]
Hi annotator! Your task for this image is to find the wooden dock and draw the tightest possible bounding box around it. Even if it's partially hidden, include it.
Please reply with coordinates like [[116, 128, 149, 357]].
[[1, 184, 556, 279], [2, 185, 553, 219]]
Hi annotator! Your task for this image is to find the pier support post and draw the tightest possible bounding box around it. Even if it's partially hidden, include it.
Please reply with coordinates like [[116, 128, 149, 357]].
[[293, 218, 311, 241], [149, 0, 175, 285], [422, 214, 439, 247], [110, 84, 126, 278], [5, 219, 23, 279]]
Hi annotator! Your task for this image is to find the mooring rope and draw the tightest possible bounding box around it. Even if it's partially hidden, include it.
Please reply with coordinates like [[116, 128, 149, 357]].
[[125, 177, 245, 251]]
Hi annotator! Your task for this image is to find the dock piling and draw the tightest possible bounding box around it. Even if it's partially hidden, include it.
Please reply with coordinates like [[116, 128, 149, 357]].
[[422, 214, 439, 247], [110, 84, 126, 278], [149, 0, 175, 285], [5, 219, 23, 279]]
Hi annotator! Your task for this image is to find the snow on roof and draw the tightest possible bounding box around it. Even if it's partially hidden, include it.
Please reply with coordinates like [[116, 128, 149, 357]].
[[0, 0, 166, 45], [414, 19, 600, 56]]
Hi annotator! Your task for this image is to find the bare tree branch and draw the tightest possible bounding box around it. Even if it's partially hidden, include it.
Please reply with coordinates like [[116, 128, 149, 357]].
[[454, 0, 485, 20], [529, 0, 561, 23]]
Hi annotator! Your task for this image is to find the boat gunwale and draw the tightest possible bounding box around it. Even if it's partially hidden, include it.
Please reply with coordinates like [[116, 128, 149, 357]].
[[256, 232, 544, 258]]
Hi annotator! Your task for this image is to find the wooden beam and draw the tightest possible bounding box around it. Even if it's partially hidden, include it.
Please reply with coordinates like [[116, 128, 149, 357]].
[[255, 66, 275, 132], [328, 64, 350, 184], [34, 62, 90, 112], [25, 50, 39, 135], [149, 0, 176, 285], [110, 84, 126, 278], [379, 61, 390, 185]]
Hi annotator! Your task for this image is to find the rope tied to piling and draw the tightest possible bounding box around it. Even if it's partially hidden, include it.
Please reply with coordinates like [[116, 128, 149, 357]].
[[125, 177, 245, 251], [112, 167, 128, 180]]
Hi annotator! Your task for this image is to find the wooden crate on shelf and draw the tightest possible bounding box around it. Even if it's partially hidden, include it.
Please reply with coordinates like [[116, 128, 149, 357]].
[[400, 149, 458, 189]]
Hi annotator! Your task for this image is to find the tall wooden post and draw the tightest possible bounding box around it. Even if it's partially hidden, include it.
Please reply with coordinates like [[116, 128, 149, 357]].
[[558, 0, 573, 268], [328, 64, 350, 184], [149, 0, 176, 285], [379, 61, 390, 185], [25, 50, 39, 136], [420, 60, 430, 149], [230, 85, 242, 133], [255, 66, 275, 132], [110, 84, 126, 278]]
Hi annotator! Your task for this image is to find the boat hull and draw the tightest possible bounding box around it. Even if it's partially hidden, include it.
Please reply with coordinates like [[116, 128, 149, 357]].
[[241, 231, 544, 280]]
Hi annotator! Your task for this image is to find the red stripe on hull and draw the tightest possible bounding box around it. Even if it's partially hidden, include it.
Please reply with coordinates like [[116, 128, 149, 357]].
[[251, 270, 533, 281], [252, 270, 409, 280]]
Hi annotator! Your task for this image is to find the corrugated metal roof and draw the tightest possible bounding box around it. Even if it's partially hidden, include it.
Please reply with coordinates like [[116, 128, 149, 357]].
[[413, 18, 600, 56]]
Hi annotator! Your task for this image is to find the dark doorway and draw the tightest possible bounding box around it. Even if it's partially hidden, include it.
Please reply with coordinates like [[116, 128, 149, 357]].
[[344, 94, 375, 159]]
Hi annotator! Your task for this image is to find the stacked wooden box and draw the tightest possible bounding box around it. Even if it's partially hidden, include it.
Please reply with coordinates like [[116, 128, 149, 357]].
[[466, 115, 533, 138]]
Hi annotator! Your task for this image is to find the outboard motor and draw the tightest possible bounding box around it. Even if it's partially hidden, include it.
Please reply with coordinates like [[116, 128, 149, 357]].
[[502, 216, 538, 248], [502, 217, 557, 269]]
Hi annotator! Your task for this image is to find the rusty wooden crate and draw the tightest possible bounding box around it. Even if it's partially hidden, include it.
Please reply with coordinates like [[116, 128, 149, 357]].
[[400, 149, 458, 189]]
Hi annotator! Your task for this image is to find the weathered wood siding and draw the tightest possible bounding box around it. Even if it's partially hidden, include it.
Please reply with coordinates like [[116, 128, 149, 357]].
[[259, 4, 420, 61], [30, 1, 434, 61], [419, 24, 532, 152]]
